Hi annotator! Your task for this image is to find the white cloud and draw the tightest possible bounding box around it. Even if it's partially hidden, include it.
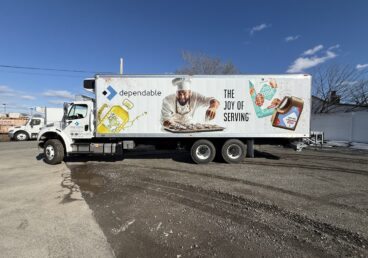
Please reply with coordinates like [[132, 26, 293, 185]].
[[0, 86, 16, 97], [287, 44, 340, 73], [250, 23, 271, 35], [328, 44, 340, 50], [0, 85, 37, 100], [20, 95, 36, 100], [43, 90, 74, 99], [0, 85, 15, 96], [287, 51, 337, 73], [0, 85, 11, 93], [356, 64, 368, 70], [0, 85, 40, 113], [285, 35, 300, 42], [303, 45, 324, 56]]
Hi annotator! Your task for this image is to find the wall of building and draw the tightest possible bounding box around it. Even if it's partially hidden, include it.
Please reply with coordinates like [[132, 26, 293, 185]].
[[311, 111, 368, 143], [0, 117, 28, 134]]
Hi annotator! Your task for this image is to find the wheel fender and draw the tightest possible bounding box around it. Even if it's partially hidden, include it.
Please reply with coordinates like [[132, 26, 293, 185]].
[[38, 128, 73, 153]]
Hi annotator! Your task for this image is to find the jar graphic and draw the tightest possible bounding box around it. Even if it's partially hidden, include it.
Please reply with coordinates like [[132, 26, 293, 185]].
[[97, 105, 129, 133], [271, 96, 304, 130], [249, 81, 276, 118]]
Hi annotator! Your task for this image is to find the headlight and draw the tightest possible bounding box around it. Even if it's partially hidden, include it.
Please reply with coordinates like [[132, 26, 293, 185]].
[[8, 130, 14, 133]]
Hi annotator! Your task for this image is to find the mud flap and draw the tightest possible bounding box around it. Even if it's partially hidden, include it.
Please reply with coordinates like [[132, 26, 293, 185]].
[[246, 139, 254, 158]]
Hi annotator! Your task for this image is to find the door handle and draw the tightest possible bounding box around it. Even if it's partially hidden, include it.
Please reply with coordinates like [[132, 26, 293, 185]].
[[85, 125, 89, 131]]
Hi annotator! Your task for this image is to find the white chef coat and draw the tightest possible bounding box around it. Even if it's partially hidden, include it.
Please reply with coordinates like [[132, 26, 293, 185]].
[[161, 91, 214, 125]]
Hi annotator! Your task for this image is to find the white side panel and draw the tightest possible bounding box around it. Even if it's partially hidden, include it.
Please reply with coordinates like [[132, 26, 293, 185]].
[[45, 108, 64, 124], [94, 75, 311, 138]]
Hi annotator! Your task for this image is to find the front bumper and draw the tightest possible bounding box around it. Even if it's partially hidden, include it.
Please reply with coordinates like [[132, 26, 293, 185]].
[[8, 131, 14, 139]]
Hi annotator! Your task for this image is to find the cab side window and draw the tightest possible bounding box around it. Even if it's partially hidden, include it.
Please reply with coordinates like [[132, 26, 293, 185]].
[[67, 104, 88, 120], [31, 119, 41, 126]]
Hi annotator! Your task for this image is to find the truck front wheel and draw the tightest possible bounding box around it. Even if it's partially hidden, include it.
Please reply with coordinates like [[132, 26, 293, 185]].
[[221, 139, 246, 164], [14, 131, 29, 141], [190, 139, 216, 164], [43, 139, 64, 165]]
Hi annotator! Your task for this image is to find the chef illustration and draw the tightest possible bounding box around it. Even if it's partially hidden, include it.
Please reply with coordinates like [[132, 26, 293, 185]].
[[161, 77, 220, 127]]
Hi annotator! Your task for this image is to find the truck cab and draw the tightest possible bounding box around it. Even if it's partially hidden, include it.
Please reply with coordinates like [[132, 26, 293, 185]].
[[9, 117, 44, 141], [62, 100, 94, 140], [38, 98, 103, 164]]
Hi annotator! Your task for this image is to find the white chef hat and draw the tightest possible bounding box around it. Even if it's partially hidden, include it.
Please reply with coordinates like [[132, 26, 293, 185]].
[[172, 77, 191, 91]]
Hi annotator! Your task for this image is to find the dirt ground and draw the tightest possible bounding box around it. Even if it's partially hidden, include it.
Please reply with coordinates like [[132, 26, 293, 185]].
[[66, 145, 368, 257]]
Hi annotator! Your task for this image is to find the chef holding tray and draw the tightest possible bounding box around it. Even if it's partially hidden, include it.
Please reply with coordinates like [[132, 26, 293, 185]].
[[161, 77, 220, 130]]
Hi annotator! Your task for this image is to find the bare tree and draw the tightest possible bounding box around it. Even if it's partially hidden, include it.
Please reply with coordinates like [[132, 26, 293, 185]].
[[176, 51, 239, 75], [350, 80, 368, 106], [312, 64, 368, 113]]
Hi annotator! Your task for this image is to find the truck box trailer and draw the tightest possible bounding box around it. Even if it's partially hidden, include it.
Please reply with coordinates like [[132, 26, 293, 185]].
[[38, 74, 311, 164]]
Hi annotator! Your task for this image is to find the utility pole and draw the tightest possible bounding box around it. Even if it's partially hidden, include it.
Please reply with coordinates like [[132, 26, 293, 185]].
[[120, 58, 124, 75], [30, 107, 34, 116], [2, 103, 6, 114]]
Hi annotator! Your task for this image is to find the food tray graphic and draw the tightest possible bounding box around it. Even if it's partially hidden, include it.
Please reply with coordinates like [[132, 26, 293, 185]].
[[164, 124, 225, 133]]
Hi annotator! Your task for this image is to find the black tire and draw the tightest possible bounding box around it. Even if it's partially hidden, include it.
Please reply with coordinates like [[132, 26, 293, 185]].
[[43, 139, 65, 165], [190, 139, 216, 164], [221, 139, 246, 164], [14, 131, 29, 141]]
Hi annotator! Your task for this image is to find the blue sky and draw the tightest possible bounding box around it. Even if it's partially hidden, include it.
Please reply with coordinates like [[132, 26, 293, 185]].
[[0, 0, 367, 113]]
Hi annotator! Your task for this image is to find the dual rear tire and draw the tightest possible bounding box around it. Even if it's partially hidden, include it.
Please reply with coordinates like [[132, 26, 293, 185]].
[[190, 140, 216, 164], [190, 139, 246, 164], [221, 139, 246, 164]]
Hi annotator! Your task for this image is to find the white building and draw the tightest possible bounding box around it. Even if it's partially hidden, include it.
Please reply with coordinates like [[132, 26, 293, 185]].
[[311, 95, 368, 143]]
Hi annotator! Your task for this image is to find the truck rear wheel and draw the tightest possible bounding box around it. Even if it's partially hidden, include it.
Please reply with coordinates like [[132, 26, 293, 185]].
[[14, 131, 29, 141], [190, 139, 216, 164], [44, 139, 64, 165], [221, 139, 246, 164]]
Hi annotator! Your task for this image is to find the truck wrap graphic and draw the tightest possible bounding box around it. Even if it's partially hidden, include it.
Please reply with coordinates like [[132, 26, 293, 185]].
[[94, 75, 311, 137]]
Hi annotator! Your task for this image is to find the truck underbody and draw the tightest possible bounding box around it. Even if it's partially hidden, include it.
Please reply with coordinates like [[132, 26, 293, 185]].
[[38, 135, 301, 165]]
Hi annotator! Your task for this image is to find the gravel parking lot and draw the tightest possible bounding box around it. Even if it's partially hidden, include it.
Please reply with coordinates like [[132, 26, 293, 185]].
[[1, 139, 367, 257], [65, 144, 368, 257]]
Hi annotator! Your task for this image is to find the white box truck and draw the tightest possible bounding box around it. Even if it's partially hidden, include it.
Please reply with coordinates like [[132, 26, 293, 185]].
[[9, 108, 63, 141], [38, 74, 311, 164]]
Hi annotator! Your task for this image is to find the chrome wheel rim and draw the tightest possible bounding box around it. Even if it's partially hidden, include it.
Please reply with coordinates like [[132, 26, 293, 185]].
[[196, 145, 211, 160], [17, 133, 27, 140], [45, 145, 55, 160], [227, 144, 242, 159]]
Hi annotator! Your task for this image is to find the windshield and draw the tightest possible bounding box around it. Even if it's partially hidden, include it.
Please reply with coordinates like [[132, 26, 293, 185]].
[[67, 104, 88, 120]]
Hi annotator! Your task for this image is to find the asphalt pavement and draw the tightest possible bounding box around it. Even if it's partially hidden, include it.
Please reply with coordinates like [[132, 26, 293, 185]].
[[0, 141, 114, 258], [1, 140, 368, 257]]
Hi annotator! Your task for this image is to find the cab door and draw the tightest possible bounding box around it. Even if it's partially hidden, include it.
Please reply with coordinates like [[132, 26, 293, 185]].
[[29, 118, 43, 139], [63, 103, 93, 139]]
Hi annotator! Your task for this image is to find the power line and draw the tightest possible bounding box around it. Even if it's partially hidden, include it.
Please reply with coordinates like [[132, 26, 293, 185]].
[[0, 68, 87, 78], [0, 64, 113, 74]]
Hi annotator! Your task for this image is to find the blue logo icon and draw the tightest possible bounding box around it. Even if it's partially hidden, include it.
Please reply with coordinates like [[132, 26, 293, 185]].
[[75, 121, 79, 126], [102, 85, 117, 100]]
